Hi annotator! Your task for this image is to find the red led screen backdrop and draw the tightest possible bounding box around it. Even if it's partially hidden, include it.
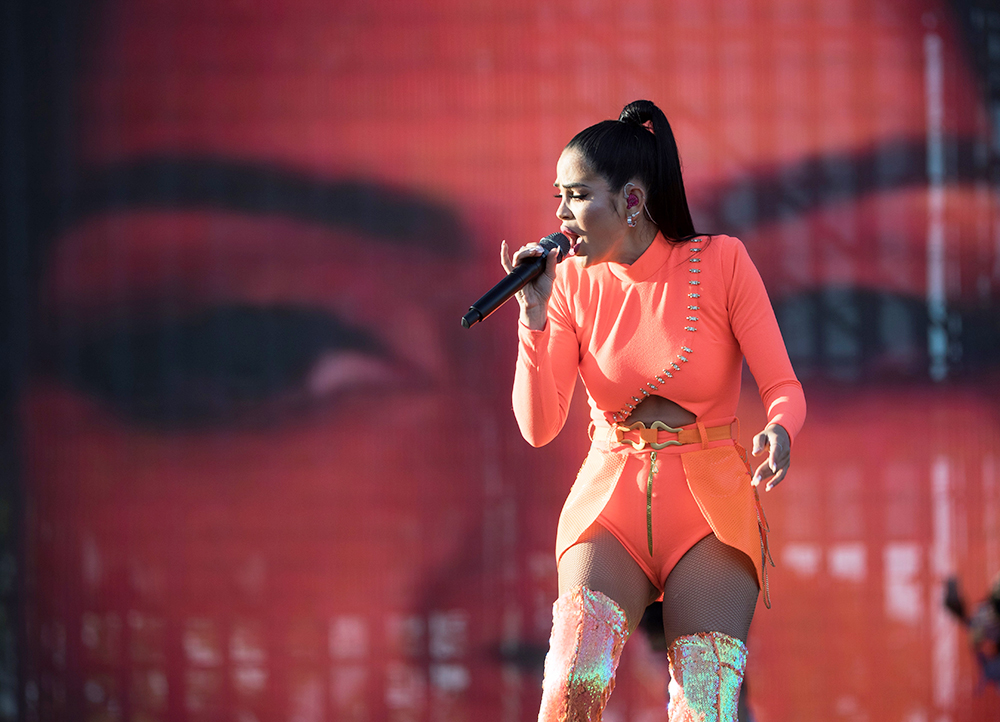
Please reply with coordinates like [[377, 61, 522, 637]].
[[13, 0, 1000, 720]]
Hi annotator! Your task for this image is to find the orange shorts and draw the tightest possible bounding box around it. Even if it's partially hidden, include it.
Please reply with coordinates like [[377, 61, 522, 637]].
[[556, 421, 771, 605], [596, 448, 714, 597]]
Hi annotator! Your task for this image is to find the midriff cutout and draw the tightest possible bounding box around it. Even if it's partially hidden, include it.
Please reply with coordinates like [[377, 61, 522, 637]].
[[627, 395, 696, 428]]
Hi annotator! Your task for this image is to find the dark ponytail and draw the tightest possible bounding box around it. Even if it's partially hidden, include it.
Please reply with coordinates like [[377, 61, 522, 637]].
[[565, 100, 700, 243]]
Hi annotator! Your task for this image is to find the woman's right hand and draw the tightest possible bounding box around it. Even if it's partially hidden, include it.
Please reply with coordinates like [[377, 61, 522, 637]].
[[500, 240, 559, 331]]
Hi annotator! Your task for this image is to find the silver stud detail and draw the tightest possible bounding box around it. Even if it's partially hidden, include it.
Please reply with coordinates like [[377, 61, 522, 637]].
[[622, 246, 706, 413]]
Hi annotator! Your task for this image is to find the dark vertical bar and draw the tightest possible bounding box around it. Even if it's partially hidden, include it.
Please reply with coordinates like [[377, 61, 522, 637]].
[[1, 0, 28, 718]]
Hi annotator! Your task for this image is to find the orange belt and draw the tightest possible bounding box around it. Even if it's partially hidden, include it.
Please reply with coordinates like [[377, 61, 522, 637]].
[[611, 421, 734, 451]]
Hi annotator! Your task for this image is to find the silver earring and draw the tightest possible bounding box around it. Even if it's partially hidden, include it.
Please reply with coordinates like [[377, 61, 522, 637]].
[[627, 212, 638, 228]]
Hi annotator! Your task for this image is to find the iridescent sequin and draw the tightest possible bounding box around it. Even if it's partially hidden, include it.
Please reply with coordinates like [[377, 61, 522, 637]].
[[538, 586, 629, 721], [667, 632, 748, 722]]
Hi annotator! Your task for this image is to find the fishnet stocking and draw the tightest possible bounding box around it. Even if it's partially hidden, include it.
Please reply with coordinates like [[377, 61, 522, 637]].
[[558, 525, 758, 644], [661, 533, 759, 646], [557, 524, 657, 634]]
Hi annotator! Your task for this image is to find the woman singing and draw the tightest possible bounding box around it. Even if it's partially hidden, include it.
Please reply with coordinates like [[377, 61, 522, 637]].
[[502, 100, 806, 720]]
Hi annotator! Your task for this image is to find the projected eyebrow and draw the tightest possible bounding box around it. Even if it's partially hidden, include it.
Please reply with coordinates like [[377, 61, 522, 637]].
[[61, 157, 468, 255], [697, 135, 993, 384], [697, 136, 981, 232]]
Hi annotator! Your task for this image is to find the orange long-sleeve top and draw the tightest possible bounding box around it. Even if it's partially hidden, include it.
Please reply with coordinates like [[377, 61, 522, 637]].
[[513, 234, 806, 447]]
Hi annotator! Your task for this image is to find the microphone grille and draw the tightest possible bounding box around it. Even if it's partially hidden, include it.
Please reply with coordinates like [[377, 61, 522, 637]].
[[539, 232, 571, 262]]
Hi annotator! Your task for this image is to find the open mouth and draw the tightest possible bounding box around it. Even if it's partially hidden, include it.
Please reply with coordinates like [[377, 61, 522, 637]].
[[560, 227, 581, 256]]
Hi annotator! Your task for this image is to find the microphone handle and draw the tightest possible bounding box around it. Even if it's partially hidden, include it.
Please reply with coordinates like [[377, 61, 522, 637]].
[[461, 254, 547, 328]]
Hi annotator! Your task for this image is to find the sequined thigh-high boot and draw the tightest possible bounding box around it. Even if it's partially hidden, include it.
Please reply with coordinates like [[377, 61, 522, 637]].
[[537, 586, 630, 721], [666, 631, 747, 722]]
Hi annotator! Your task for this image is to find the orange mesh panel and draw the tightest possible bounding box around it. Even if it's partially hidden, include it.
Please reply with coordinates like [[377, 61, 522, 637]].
[[680, 446, 770, 604], [555, 449, 628, 563]]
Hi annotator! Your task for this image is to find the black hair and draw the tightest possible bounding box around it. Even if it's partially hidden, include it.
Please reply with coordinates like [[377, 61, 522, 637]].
[[565, 100, 700, 243]]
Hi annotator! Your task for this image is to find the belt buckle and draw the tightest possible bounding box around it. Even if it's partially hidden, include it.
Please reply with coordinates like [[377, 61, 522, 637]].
[[615, 420, 684, 450], [649, 420, 684, 449]]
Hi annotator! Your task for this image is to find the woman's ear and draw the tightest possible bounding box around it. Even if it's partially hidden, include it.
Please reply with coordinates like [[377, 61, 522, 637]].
[[623, 182, 648, 217]]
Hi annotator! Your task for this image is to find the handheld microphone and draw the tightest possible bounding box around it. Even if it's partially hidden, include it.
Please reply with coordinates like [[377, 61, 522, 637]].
[[461, 232, 571, 329]]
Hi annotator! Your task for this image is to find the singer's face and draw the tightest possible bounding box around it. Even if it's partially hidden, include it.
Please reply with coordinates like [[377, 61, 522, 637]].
[[554, 149, 629, 267]]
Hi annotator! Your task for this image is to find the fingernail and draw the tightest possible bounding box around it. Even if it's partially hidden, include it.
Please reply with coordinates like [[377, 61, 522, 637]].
[[752, 475, 760, 485]]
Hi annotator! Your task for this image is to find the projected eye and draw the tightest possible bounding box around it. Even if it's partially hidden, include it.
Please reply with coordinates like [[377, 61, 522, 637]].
[[40, 304, 411, 426]]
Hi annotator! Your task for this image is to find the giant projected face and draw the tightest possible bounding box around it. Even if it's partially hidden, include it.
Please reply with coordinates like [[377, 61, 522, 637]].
[[22, 0, 995, 721]]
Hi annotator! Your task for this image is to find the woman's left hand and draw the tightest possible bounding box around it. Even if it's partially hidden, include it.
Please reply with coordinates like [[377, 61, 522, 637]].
[[751, 423, 790, 492]]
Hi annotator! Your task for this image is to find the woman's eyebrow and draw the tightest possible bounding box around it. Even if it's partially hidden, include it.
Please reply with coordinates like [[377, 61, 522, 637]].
[[60, 156, 469, 256], [553, 182, 590, 189], [696, 135, 982, 233]]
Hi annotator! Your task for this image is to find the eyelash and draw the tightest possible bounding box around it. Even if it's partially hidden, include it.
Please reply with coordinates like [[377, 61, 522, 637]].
[[554, 194, 586, 200], [40, 304, 392, 427]]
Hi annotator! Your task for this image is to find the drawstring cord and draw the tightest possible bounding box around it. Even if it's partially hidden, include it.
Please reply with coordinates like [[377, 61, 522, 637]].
[[737, 440, 775, 609], [754, 486, 774, 609]]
